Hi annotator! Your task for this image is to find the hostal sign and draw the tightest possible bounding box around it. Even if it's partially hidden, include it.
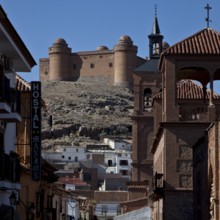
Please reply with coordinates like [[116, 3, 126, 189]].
[[31, 81, 41, 180]]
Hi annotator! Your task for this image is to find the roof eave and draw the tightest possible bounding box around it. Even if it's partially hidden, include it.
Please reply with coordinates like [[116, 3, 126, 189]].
[[0, 5, 36, 71]]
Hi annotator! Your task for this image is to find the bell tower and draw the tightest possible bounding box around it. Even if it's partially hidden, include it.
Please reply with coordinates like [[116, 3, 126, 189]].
[[131, 8, 164, 186], [148, 6, 164, 59]]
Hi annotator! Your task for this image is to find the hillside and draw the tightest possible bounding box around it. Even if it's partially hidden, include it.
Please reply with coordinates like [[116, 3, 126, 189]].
[[41, 78, 134, 148]]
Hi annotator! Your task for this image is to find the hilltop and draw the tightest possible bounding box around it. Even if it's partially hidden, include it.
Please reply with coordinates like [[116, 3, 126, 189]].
[[41, 77, 134, 148]]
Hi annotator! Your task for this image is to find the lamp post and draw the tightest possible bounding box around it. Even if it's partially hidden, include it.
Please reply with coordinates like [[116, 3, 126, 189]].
[[28, 202, 36, 220], [9, 191, 17, 220]]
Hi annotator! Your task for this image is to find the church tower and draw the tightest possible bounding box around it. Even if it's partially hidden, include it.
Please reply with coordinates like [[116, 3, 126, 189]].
[[131, 10, 164, 187], [148, 10, 164, 59]]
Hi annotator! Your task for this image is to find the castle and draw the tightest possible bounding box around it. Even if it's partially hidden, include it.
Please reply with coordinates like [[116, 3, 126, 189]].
[[40, 35, 148, 87]]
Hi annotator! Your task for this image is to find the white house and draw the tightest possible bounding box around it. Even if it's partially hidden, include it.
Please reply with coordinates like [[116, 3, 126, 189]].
[[103, 138, 132, 151], [104, 150, 132, 179], [87, 139, 132, 180], [42, 145, 87, 163], [42, 139, 132, 181]]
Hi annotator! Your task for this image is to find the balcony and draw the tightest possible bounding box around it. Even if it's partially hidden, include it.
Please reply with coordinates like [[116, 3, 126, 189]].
[[179, 105, 208, 122], [0, 85, 22, 122], [149, 172, 164, 201], [0, 152, 21, 190], [0, 75, 11, 113]]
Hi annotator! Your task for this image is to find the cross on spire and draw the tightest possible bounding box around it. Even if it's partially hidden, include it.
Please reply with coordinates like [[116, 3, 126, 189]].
[[204, 3, 212, 28], [154, 4, 158, 16]]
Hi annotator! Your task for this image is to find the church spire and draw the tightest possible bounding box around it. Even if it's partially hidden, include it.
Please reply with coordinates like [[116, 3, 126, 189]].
[[152, 4, 161, 34], [148, 4, 163, 59]]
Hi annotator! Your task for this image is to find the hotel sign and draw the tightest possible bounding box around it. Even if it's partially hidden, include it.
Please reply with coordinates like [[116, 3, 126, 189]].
[[30, 81, 41, 180]]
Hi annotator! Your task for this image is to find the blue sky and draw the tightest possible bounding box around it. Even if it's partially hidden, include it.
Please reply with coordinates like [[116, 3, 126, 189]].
[[1, 0, 220, 89]]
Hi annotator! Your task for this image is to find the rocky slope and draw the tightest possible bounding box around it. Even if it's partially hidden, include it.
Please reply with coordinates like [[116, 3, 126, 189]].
[[41, 78, 134, 148]]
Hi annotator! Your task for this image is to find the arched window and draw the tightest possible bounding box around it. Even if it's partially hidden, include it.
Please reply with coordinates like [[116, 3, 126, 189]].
[[143, 88, 152, 112], [153, 42, 160, 55]]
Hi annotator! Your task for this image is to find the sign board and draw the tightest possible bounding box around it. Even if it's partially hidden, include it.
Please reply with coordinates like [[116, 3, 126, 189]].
[[30, 81, 41, 180]]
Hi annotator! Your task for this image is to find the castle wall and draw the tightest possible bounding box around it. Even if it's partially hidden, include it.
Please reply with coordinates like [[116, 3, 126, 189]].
[[114, 44, 137, 88], [75, 51, 115, 83], [40, 58, 49, 81], [40, 51, 115, 83], [48, 39, 72, 81], [39, 37, 146, 86]]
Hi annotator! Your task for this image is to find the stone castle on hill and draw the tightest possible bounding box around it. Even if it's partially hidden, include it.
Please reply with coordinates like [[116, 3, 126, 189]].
[[39, 34, 168, 87]]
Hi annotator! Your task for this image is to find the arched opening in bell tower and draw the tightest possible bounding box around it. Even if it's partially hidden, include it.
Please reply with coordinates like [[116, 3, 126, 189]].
[[143, 88, 152, 112]]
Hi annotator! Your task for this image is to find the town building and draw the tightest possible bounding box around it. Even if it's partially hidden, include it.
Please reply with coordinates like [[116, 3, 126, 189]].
[[128, 6, 220, 220], [87, 141, 132, 180], [193, 120, 220, 220], [42, 138, 132, 183], [0, 5, 36, 220]]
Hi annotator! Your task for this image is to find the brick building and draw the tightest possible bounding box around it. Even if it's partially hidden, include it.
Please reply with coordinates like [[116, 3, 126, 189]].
[[130, 11, 220, 220]]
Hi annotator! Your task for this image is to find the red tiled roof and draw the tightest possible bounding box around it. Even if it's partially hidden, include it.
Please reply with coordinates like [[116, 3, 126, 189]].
[[58, 177, 88, 186], [153, 80, 220, 100], [163, 28, 220, 56]]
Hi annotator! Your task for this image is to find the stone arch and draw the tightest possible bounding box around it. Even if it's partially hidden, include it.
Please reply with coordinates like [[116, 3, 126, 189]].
[[176, 65, 210, 87], [213, 67, 220, 93]]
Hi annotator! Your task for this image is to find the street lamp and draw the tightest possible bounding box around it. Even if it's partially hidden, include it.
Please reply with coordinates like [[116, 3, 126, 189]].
[[9, 191, 17, 220], [9, 191, 17, 206], [28, 202, 36, 219]]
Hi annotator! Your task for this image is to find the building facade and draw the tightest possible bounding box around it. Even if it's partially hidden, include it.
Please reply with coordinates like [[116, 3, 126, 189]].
[[0, 5, 36, 219], [149, 28, 220, 219]]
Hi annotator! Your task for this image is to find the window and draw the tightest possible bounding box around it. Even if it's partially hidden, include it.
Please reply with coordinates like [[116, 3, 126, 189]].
[[76, 148, 78, 152], [153, 42, 160, 55], [75, 156, 78, 162], [143, 88, 152, 112], [108, 160, 113, 167], [120, 160, 128, 166], [120, 170, 128, 176], [109, 63, 113, 67], [68, 156, 71, 160], [84, 173, 91, 181], [90, 63, 95, 68], [0, 133, 4, 153], [47, 196, 52, 208], [62, 155, 65, 159]]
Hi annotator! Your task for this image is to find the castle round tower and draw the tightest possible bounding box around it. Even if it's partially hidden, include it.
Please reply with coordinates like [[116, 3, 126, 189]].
[[113, 35, 137, 88], [48, 38, 72, 81]]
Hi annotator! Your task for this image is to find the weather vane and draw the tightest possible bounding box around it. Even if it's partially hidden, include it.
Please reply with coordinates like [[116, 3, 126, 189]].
[[204, 3, 212, 28]]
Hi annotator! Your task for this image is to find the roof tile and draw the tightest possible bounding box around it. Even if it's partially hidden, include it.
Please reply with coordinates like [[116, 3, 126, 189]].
[[163, 28, 220, 55], [154, 80, 220, 100]]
